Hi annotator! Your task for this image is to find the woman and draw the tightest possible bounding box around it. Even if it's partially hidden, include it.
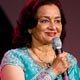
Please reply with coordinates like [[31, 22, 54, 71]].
[[0, 0, 80, 80]]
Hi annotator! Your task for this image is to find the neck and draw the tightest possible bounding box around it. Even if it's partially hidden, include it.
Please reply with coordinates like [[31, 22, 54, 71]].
[[32, 42, 53, 53], [31, 36, 53, 53], [30, 38, 56, 66], [31, 43, 56, 64]]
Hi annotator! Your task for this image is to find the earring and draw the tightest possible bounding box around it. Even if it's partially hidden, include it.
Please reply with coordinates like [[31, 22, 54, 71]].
[[28, 29, 32, 34]]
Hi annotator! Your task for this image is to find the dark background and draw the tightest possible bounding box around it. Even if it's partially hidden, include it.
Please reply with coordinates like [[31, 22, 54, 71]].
[[0, 0, 80, 66]]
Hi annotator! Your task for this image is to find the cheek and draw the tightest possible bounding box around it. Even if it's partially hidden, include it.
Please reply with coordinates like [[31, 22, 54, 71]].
[[59, 25, 62, 32], [60, 27, 62, 33], [59, 27, 62, 36], [34, 24, 46, 34], [57, 26, 62, 33], [57, 25, 62, 36], [32, 26, 43, 37]]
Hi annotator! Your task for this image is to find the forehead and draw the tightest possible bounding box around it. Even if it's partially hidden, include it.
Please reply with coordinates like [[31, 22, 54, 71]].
[[36, 4, 61, 18]]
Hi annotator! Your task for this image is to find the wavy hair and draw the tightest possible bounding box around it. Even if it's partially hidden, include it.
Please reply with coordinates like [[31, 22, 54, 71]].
[[12, 0, 66, 48]]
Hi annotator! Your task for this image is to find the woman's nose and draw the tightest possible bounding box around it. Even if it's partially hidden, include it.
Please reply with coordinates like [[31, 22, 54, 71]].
[[49, 21, 56, 30]]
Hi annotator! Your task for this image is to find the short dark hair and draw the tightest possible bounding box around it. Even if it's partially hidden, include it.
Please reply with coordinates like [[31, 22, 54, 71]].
[[12, 0, 66, 48]]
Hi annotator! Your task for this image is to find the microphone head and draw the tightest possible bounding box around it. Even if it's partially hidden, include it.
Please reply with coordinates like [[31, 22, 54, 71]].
[[52, 37, 62, 49]]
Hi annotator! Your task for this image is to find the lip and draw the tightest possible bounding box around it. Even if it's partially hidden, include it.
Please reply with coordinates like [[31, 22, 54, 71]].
[[46, 32, 56, 37]]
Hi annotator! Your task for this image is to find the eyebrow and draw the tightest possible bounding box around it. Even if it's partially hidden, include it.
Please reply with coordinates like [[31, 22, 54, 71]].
[[38, 16, 61, 19]]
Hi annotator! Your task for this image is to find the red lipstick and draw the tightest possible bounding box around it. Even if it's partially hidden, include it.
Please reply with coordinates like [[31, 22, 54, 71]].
[[46, 32, 56, 37]]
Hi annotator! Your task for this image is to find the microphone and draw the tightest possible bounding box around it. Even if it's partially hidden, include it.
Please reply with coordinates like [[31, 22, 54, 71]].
[[52, 37, 70, 80]]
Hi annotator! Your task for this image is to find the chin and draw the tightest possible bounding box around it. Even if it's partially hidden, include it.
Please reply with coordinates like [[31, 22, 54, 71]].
[[47, 39, 53, 43]]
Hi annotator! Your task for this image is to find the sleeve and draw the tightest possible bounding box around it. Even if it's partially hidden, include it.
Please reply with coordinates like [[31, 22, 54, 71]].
[[79, 68, 80, 79], [31, 68, 57, 80], [0, 49, 24, 71], [75, 63, 80, 79], [67, 53, 80, 80], [71, 62, 80, 80], [78, 65, 80, 79]]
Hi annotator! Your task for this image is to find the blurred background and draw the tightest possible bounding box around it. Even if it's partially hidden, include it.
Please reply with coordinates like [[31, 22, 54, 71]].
[[0, 0, 80, 66]]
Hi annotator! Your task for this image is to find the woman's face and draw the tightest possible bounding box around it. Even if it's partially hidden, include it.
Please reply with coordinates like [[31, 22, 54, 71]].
[[31, 4, 62, 44]]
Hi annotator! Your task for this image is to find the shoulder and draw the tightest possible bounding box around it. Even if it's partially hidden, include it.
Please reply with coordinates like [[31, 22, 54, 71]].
[[2, 47, 29, 59], [67, 53, 80, 79], [0, 47, 29, 71], [67, 53, 77, 67]]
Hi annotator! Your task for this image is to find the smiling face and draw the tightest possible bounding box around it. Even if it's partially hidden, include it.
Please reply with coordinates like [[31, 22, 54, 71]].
[[31, 4, 62, 45]]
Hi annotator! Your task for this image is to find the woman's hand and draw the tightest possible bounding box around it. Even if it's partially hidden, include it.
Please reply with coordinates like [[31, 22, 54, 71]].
[[50, 52, 70, 76]]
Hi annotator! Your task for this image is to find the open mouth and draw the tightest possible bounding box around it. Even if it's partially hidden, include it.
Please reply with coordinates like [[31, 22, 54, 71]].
[[46, 32, 56, 37]]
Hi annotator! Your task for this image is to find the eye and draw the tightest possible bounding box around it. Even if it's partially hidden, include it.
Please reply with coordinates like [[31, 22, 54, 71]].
[[40, 19, 49, 23], [54, 19, 61, 24], [37, 16, 50, 24], [38, 17, 50, 24]]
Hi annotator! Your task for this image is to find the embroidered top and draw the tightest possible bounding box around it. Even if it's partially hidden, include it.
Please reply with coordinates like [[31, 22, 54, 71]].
[[0, 48, 80, 80]]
